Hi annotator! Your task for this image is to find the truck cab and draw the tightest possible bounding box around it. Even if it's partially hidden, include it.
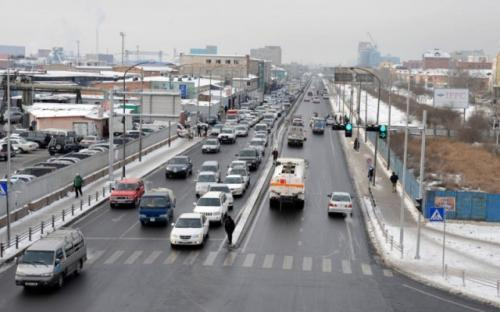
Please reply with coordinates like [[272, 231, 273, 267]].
[[287, 126, 306, 147], [139, 188, 176, 225]]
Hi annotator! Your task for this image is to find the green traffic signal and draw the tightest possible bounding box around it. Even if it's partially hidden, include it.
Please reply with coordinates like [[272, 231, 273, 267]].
[[345, 123, 352, 131], [379, 124, 387, 139]]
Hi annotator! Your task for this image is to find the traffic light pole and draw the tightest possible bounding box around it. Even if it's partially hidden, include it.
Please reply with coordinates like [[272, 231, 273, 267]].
[[356, 82, 361, 139], [415, 110, 427, 260]]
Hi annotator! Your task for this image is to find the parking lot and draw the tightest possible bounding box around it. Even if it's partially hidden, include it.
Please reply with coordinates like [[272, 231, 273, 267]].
[[0, 149, 52, 177]]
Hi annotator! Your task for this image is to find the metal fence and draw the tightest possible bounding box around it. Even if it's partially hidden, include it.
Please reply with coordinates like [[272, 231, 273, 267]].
[[367, 132, 421, 200], [0, 125, 175, 217]]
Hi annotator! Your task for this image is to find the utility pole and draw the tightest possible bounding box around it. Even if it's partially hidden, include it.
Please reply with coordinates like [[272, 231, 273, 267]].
[[387, 77, 392, 169], [415, 110, 427, 259], [356, 80, 361, 139], [5, 68, 11, 243], [364, 88, 368, 143], [138, 70, 144, 161], [108, 91, 114, 183], [120, 32, 126, 65], [76, 40, 80, 65], [400, 72, 412, 259]]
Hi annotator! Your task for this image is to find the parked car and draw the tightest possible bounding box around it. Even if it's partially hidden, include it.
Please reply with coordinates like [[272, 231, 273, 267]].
[[2, 138, 39, 153], [165, 156, 193, 179], [0, 143, 16, 161], [48, 136, 80, 155], [3, 109, 24, 123], [36, 161, 70, 169], [170, 213, 209, 247], [19, 131, 52, 148], [16, 166, 58, 177], [193, 191, 229, 224], [79, 136, 105, 148], [63, 152, 91, 160], [110, 178, 145, 208]]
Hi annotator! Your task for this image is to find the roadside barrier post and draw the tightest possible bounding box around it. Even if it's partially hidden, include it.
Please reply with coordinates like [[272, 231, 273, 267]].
[[28, 227, 32, 241], [52, 215, 55, 229], [71, 204, 75, 216], [0, 243, 4, 257], [41, 221, 44, 235], [62, 209, 65, 222], [15, 235, 19, 249], [88, 195, 91, 206], [462, 270, 465, 287], [80, 200, 83, 211], [96, 191, 99, 201], [103, 187, 105, 197]]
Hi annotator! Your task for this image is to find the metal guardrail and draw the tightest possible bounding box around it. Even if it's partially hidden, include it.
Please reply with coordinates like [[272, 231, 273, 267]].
[[0, 185, 110, 259]]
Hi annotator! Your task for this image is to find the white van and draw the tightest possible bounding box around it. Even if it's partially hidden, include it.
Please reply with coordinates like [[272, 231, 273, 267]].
[[15, 228, 87, 289]]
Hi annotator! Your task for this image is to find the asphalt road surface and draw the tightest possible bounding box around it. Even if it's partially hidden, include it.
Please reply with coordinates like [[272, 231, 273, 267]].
[[0, 80, 496, 312]]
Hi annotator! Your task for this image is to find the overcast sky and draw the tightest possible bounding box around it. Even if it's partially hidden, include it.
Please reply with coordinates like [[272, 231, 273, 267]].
[[1, 0, 499, 65]]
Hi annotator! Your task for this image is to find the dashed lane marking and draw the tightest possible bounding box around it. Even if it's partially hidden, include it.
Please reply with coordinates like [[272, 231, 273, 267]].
[[143, 251, 162, 264], [203, 251, 218, 266], [104, 250, 124, 265], [242, 253, 255, 268], [164, 251, 178, 264], [223, 252, 238, 266], [262, 254, 274, 269], [124, 251, 143, 264]]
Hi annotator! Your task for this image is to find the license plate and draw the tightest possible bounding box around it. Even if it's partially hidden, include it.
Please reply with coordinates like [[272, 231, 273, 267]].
[[150, 218, 155, 222], [25, 282, 38, 286]]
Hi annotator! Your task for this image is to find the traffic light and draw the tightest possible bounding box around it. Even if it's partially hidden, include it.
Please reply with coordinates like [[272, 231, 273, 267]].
[[344, 123, 352, 137], [415, 198, 423, 213], [379, 125, 387, 139]]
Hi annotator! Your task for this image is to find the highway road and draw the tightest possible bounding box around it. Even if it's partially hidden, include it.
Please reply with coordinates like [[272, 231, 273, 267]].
[[0, 79, 495, 312]]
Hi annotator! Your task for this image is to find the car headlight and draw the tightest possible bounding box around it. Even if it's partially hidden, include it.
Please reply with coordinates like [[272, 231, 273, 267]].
[[159, 214, 167, 218], [193, 234, 203, 239], [139, 214, 147, 218], [171, 233, 179, 239], [40, 272, 53, 277]]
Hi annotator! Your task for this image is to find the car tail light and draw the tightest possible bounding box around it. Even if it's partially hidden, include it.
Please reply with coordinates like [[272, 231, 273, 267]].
[[347, 204, 352, 208]]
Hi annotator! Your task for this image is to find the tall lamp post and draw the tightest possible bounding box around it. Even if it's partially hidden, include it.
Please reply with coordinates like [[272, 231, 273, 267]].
[[350, 67, 381, 186], [121, 61, 150, 178]]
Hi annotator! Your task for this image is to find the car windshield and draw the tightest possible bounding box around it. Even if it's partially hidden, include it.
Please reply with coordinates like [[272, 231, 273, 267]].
[[201, 165, 217, 172], [210, 186, 230, 193], [221, 129, 233, 134], [169, 158, 188, 165], [21, 250, 54, 265], [314, 120, 325, 127], [240, 150, 256, 157], [198, 174, 216, 182], [255, 125, 266, 131], [205, 140, 218, 145], [332, 194, 351, 202], [225, 177, 242, 184], [236, 126, 246, 130], [251, 140, 264, 146], [175, 218, 202, 228], [140, 196, 169, 208], [197, 197, 220, 206], [115, 183, 138, 190], [231, 169, 246, 176]]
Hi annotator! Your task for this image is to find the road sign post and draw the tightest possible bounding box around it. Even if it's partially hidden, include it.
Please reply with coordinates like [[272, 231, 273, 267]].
[[429, 207, 446, 276]]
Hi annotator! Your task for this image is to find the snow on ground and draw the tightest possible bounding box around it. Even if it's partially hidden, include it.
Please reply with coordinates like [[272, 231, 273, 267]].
[[427, 220, 500, 244]]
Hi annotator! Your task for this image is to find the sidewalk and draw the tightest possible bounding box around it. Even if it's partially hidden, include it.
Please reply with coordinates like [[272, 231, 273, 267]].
[[324, 80, 500, 306], [0, 137, 202, 262]]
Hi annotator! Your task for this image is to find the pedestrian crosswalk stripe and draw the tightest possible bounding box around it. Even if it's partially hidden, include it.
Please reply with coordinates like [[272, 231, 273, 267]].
[[87, 250, 105, 265], [361, 263, 373, 276], [183, 251, 199, 265], [322, 258, 332, 273], [283, 256, 293, 270], [104, 250, 124, 265], [262, 254, 274, 269], [144, 251, 162, 264], [242, 253, 255, 268], [223, 252, 237, 266], [124, 251, 143, 264], [342, 260, 352, 274], [203, 251, 218, 266], [164, 251, 178, 264], [302, 257, 312, 271], [383, 269, 393, 277]]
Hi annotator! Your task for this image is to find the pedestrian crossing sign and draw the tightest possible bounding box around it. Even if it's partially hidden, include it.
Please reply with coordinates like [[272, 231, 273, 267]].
[[429, 207, 445, 222], [0, 181, 7, 196]]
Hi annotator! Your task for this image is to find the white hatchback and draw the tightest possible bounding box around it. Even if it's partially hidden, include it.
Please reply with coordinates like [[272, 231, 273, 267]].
[[327, 192, 353, 217], [170, 213, 209, 247]]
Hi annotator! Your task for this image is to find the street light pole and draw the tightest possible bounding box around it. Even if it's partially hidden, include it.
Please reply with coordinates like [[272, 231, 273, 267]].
[[400, 71, 412, 258], [120, 32, 125, 65], [415, 109, 427, 260], [5, 68, 12, 243], [387, 76, 393, 169]]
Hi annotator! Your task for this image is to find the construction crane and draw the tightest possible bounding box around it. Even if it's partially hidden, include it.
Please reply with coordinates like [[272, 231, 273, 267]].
[[366, 32, 377, 49]]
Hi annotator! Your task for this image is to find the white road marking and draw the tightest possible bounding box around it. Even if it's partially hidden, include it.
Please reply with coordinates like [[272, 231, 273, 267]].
[[262, 254, 274, 269], [242, 253, 255, 268], [322, 258, 332, 273], [164, 251, 178, 264], [119, 221, 139, 238], [86, 249, 105, 265], [124, 251, 143, 264], [383, 269, 393, 277], [111, 214, 125, 223], [203, 251, 218, 266], [104, 250, 124, 265], [183, 251, 199, 265], [283, 256, 293, 270], [341, 260, 352, 274], [361, 263, 373, 276], [143, 251, 162, 264], [223, 252, 237, 266], [345, 218, 356, 261], [302, 257, 312, 271], [402, 284, 486, 312]]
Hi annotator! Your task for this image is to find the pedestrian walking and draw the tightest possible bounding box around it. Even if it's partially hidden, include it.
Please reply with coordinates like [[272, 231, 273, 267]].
[[353, 137, 360, 151], [368, 166, 374, 183], [224, 215, 235, 246], [73, 173, 83, 198], [272, 147, 279, 164], [204, 125, 208, 137], [197, 124, 202, 137], [390, 171, 399, 192]]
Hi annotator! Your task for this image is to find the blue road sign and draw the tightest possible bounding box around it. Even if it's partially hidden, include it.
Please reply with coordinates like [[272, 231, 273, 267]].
[[0, 181, 7, 196], [429, 207, 445, 222], [179, 84, 188, 99]]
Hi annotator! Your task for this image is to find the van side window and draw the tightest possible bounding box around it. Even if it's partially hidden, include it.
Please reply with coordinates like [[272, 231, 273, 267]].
[[64, 240, 74, 257], [56, 248, 64, 260]]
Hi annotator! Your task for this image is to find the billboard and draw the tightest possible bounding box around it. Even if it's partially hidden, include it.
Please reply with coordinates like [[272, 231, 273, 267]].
[[434, 196, 456, 212], [433, 88, 469, 109]]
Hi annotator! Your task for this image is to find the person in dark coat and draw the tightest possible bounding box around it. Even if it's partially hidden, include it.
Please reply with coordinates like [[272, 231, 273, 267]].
[[73, 173, 83, 198], [390, 172, 399, 192], [197, 124, 202, 137], [224, 215, 236, 245], [368, 166, 374, 183], [272, 147, 279, 163]]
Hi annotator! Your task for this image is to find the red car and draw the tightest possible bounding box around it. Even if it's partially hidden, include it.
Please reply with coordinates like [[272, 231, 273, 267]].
[[110, 178, 145, 208]]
